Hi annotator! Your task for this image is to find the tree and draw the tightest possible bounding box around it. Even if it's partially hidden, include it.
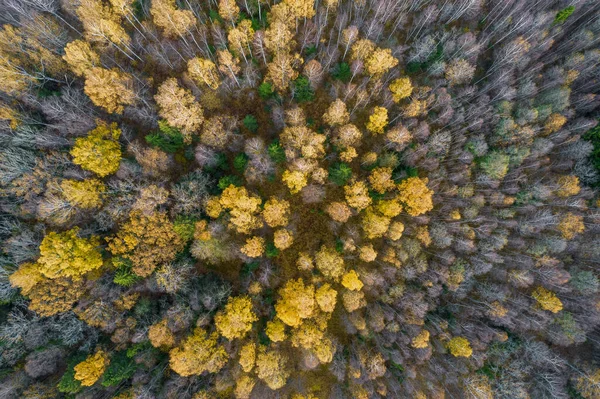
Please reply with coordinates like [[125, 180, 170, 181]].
[[77, 0, 130, 46], [107, 211, 184, 277], [275, 278, 315, 327], [37, 228, 103, 280], [326, 202, 352, 223], [74, 350, 109, 387], [366, 106, 388, 134], [315, 284, 337, 313], [188, 58, 220, 90], [341, 270, 363, 291], [389, 77, 413, 102], [150, 0, 196, 38], [556, 175, 580, 197], [369, 167, 395, 194], [274, 229, 293, 250], [84, 67, 135, 114], [282, 170, 308, 194], [169, 328, 228, 376], [61, 179, 106, 209], [323, 99, 349, 126], [361, 207, 391, 239], [267, 53, 301, 92], [215, 296, 258, 340], [411, 330, 430, 348], [315, 246, 345, 281], [479, 151, 510, 180], [396, 177, 434, 216], [241, 236, 265, 258], [557, 212, 584, 240], [63, 40, 100, 77], [228, 20, 255, 58], [218, 0, 240, 22], [328, 163, 352, 186], [344, 181, 372, 211], [239, 342, 256, 372], [155, 78, 204, 142], [266, 319, 287, 342], [532, 287, 563, 313], [71, 121, 122, 177], [149, 319, 175, 349], [447, 337, 473, 358], [445, 59, 475, 86], [256, 347, 290, 390], [365, 48, 398, 76], [216, 185, 263, 234], [575, 369, 600, 399]]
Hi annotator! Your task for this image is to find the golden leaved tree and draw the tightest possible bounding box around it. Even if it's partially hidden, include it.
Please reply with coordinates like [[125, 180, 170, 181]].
[[169, 328, 228, 377]]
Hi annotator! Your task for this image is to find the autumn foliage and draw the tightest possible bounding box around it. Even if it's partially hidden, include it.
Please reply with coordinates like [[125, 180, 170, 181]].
[[1, 1, 599, 398]]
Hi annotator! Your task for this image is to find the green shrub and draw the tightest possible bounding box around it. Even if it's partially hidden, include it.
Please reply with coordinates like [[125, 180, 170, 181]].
[[243, 115, 259, 132], [332, 62, 351, 83], [328, 162, 352, 186], [292, 76, 314, 103], [101, 351, 136, 387], [145, 121, 184, 153], [268, 140, 286, 163], [554, 6, 575, 24]]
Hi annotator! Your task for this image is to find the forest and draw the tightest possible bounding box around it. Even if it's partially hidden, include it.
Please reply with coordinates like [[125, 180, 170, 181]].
[[0, 0, 600, 398]]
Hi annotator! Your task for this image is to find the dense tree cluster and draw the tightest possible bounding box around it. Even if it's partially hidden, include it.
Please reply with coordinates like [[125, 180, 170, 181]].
[[0, 0, 600, 398]]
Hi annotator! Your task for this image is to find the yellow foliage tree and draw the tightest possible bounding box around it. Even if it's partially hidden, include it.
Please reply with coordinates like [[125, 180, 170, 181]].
[[235, 374, 256, 399], [84, 67, 135, 114], [344, 181, 372, 211], [265, 319, 287, 342], [365, 48, 398, 76], [71, 121, 122, 177], [263, 197, 291, 227], [447, 336, 473, 358], [366, 106, 388, 134], [61, 179, 106, 209], [361, 207, 391, 239], [218, 0, 240, 22], [326, 202, 352, 223], [369, 167, 395, 194], [150, 0, 196, 38], [556, 175, 580, 197], [315, 245, 345, 281], [155, 78, 204, 142], [282, 170, 308, 194], [63, 39, 100, 76], [241, 236, 265, 258], [575, 369, 600, 399], [38, 227, 103, 280], [266, 52, 301, 92], [389, 77, 413, 102], [149, 319, 175, 349], [218, 185, 263, 234], [239, 342, 256, 372], [558, 212, 585, 240], [315, 284, 337, 313], [256, 347, 290, 390], [169, 328, 228, 376], [397, 177, 434, 216], [188, 57, 220, 90], [215, 296, 258, 340], [323, 99, 350, 126], [107, 211, 184, 277], [532, 286, 563, 313], [275, 278, 315, 327], [274, 229, 294, 250], [74, 349, 109, 387], [342, 270, 364, 291], [411, 330, 430, 348]]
